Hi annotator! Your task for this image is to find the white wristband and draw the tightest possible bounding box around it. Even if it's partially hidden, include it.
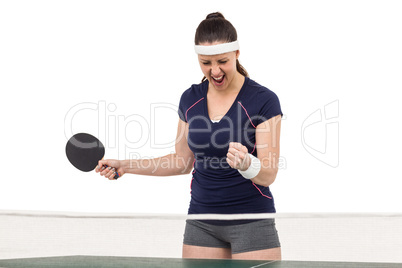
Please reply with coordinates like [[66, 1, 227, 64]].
[[238, 153, 261, 179]]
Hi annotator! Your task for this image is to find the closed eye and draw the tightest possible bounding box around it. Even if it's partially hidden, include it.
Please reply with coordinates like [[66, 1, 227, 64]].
[[201, 60, 228, 65]]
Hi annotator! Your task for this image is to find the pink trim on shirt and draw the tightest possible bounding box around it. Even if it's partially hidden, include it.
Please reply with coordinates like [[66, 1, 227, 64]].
[[252, 182, 272, 199], [238, 101, 256, 128], [185, 97, 205, 122], [239, 101, 257, 154], [250, 143, 256, 154]]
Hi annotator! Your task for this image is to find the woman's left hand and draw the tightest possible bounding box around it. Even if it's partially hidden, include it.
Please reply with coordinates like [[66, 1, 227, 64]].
[[226, 142, 251, 171]]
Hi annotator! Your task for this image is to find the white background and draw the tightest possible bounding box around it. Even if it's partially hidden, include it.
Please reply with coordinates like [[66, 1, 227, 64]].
[[1, 0, 401, 214]]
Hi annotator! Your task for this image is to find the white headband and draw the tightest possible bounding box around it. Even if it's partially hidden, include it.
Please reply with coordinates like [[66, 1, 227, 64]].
[[194, 40, 240, 55]]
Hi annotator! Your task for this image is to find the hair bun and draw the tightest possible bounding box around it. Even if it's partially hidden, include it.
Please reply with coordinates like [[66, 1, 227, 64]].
[[206, 12, 225, 20]]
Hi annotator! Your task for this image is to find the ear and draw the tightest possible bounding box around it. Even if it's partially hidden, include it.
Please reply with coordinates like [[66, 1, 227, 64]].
[[236, 50, 240, 59]]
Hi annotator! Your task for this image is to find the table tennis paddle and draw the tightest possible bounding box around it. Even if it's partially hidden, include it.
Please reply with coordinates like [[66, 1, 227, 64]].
[[65, 133, 119, 179]]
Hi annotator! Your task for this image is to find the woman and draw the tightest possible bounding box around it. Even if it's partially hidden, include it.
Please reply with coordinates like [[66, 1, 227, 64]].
[[96, 12, 282, 260]]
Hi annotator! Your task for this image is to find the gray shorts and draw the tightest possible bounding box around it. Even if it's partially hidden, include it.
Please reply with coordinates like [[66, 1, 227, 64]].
[[183, 219, 281, 254]]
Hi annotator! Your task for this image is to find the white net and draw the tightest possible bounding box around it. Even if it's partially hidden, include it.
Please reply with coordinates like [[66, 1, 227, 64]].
[[1, 210, 401, 263]]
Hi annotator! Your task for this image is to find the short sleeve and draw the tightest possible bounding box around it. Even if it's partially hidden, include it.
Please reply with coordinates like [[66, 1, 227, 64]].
[[256, 88, 283, 126], [178, 91, 187, 123]]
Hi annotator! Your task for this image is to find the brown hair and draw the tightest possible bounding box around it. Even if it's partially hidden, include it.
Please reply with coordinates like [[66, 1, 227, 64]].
[[195, 12, 249, 82]]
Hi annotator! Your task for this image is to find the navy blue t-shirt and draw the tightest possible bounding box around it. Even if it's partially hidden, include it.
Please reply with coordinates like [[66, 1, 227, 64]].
[[178, 77, 282, 216]]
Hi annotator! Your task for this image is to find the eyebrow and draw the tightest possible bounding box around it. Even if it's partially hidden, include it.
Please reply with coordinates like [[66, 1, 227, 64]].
[[200, 57, 229, 62]]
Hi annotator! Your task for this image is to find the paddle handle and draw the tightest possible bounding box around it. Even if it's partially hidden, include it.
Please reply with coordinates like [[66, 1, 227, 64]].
[[103, 165, 120, 179]]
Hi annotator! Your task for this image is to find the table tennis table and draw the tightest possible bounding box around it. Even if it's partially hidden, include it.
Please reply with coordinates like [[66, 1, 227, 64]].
[[0, 256, 400, 268]]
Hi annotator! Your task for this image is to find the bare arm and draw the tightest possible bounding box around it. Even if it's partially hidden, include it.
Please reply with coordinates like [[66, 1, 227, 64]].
[[251, 114, 282, 187], [123, 119, 194, 176], [96, 119, 194, 179]]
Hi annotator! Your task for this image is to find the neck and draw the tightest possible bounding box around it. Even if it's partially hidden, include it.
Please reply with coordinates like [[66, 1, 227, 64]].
[[209, 73, 245, 97]]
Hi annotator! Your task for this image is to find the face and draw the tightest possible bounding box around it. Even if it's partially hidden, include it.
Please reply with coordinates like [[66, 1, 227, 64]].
[[198, 42, 240, 92]]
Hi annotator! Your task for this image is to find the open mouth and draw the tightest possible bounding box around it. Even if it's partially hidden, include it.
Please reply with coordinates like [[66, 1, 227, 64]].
[[211, 75, 225, 86]]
